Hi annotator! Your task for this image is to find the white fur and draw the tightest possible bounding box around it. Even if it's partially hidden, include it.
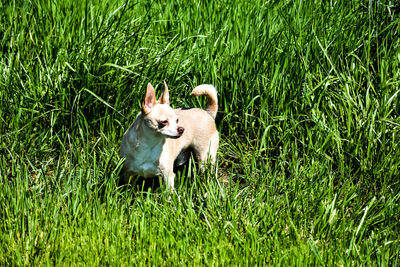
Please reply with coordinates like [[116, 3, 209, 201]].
[[120, 82, 219, 191]]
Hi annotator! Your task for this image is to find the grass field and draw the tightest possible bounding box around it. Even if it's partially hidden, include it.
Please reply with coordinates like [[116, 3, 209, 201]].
[[1, 0, 400, 265]]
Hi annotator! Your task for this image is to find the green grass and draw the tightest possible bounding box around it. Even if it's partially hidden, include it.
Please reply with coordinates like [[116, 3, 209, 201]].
[[1, 0, 400, 265]]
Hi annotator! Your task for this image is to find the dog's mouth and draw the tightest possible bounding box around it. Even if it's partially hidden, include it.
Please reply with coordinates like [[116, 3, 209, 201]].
[[159, 126, 184, 139], [164, 133, 183, 139]]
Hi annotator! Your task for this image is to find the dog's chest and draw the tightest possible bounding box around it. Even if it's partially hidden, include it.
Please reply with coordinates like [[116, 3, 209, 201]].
[[126, 142, 164, 177]]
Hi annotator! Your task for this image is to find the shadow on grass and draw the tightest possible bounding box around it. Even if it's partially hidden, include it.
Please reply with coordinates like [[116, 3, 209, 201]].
[[116, 149, 197, 194]]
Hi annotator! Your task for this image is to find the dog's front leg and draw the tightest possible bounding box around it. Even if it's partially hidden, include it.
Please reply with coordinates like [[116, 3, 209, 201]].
[[163, 172, 175, 191], [158, 145, 177, 191], [159, 164, 175, 192]]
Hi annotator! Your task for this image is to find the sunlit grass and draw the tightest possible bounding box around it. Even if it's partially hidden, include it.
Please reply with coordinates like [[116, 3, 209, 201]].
[[0, 0, 399, 265]]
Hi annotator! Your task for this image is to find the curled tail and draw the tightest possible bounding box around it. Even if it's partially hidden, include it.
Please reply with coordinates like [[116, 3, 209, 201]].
[[191, 84, 218, 119]]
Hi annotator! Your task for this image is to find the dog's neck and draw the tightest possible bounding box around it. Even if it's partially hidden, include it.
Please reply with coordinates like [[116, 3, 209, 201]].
[[133, 114, 165, 150]]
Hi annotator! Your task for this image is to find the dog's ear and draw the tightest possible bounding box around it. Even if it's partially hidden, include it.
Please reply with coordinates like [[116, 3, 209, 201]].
[[158, 81, 170, 105], [143, 83, 157, 114]]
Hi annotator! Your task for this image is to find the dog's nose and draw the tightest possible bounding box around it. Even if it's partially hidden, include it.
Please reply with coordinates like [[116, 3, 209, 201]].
[[177, 127, 184, 135]]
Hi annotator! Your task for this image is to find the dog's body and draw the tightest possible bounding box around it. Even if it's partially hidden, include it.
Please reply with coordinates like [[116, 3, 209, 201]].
[[120, 82, 219, 190]]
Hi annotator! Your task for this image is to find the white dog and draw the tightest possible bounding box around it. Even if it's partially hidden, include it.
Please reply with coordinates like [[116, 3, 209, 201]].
[[120, 82, 219, 190]]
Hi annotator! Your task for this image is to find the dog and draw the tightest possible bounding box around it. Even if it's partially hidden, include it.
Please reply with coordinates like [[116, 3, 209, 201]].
[[120, 82, 219, 190]]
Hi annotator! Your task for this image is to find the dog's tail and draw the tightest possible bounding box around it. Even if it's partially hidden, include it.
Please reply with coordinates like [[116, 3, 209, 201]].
[[191, 84, 218, 120]]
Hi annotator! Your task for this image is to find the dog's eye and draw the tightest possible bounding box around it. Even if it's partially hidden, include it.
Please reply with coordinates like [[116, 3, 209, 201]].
[[158, 120, 168, 128], [176, 118, 179, 123]]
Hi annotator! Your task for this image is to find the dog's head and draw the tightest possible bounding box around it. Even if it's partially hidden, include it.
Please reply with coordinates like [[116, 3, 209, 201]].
[[141, 82, 184, 138]]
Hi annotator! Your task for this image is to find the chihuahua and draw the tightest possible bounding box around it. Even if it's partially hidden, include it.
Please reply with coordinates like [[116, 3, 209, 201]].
[[120, 82, 219, 190]]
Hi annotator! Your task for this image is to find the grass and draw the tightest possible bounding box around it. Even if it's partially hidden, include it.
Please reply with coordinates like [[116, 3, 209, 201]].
[[1, 0, 399, 265]]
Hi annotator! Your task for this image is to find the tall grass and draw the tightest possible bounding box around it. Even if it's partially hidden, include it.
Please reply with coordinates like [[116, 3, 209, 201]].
[[1, 0, 399, 265]]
